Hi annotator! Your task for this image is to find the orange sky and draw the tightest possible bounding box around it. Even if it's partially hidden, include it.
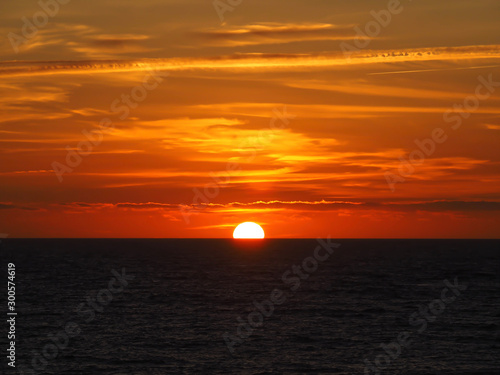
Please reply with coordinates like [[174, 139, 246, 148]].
[[1, 0, 499, 238]]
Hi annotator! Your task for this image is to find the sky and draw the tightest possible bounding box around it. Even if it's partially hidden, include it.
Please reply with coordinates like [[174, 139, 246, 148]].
[[0, 0, 499, 238]]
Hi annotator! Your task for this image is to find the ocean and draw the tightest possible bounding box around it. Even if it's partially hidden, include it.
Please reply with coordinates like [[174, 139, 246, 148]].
[[1, 239, 499, 374]]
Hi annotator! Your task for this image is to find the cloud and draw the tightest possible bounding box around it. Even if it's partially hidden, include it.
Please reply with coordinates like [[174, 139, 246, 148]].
[[194, 23, 356, 47], [51, 200, 500, 213], [69, 33, 156, 58], [190, 103, 500, 118], [0, 203, 39, 211], [86, 34, 150, 49], [2, 23, 96, 55], [285, 80, 473, 100], [400, 200, 500, 212], [1, 44, 499, 77], [483, 124, 500, 130], [184, 200, 500, 213], [2, 22, 156, 59]]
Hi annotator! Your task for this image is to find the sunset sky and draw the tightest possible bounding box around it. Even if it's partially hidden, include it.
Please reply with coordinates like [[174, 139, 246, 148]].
[[1, 0, 499, 238]]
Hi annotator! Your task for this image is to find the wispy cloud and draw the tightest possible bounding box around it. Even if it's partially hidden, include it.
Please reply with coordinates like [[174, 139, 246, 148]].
[[68, 33, 156, 58], [2, 22, 156, 59], [12, 200, 500, 213], [0, 203, 39, 211], [194, 23, 356, 47], [483, 124, 500, 130]]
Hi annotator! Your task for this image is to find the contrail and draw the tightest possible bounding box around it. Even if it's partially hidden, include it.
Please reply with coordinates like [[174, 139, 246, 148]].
[[368, 64, 500, 75]]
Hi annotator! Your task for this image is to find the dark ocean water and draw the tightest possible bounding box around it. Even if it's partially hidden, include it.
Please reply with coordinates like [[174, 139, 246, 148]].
[[1, 239, 499, 375]]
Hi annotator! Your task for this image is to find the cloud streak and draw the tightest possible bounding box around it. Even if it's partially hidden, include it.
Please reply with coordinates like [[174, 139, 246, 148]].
[[1, 45, 499, 77], [194, 23, 356, 46], [9, 200, 496, 213]]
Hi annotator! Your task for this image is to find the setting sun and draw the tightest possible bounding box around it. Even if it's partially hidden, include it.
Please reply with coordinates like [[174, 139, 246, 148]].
[[233, 222, 265, 239]]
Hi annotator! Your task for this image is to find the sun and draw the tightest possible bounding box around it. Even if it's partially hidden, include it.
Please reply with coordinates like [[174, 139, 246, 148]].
[[233, 222, 265, 239]]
